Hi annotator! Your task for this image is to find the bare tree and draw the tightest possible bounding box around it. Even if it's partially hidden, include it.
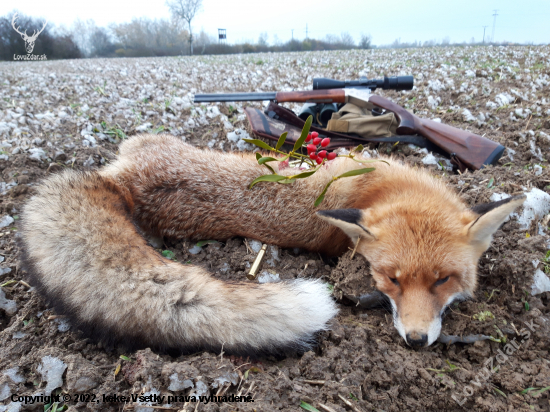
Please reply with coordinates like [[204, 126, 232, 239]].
[[166, 0, 203, 55], [324, 34, 338, 44], [340, 32, 355, 47], [71, 18, 98, 57], [359, 33, 372, 49], [258, 32, 268, 47]]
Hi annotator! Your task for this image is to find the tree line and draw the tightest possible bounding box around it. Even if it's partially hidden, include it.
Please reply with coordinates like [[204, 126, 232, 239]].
[[0, 11, 375, 60], [0, 8, 527, 61]]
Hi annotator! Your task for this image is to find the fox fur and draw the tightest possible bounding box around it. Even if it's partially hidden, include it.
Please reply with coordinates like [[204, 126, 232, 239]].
[[20, 134, 525, 352]]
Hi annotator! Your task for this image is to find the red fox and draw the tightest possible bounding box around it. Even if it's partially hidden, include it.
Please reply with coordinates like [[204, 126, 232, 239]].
[[20, 134, 524, 352]]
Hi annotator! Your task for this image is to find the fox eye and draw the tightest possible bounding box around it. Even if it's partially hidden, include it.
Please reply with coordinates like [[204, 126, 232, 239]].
[[434, 276, 450, 286], [388, 277, 400, 286]]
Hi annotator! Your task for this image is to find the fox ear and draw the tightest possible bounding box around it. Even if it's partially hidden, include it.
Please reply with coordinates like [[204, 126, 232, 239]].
[[467, 195, 526, 246], [316, 209, 375, 242]]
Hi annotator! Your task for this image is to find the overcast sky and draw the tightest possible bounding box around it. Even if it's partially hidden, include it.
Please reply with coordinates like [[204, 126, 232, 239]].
[[2, 0, 548, 46]]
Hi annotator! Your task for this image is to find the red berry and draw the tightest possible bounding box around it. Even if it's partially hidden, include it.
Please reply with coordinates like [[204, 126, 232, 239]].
[[305, 133, 312, 142], [327, 152, 337, 160], [321, 138, 330, 147], [312, 137, 322, 145], [311, 131, 319, 138], [316, 157, 323, 165], [318, 150, 327, 159], [309, 153, 318, 160], [307, 144, 316, 153]]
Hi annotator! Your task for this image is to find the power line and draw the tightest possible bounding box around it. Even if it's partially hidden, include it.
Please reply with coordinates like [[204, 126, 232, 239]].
[[492, 9, 498, 42]]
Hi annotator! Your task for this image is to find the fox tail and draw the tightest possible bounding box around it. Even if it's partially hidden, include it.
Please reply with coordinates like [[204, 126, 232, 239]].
[[20, 171, 338, 353]]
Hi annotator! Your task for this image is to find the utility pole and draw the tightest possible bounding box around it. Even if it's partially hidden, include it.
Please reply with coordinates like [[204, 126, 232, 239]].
[[491, 10, 498, 43], [482, 26, 488, 44], [305, 24, 308, 39]]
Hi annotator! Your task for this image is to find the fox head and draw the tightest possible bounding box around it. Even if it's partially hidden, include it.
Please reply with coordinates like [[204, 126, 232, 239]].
[[318, 194, 526, 348]]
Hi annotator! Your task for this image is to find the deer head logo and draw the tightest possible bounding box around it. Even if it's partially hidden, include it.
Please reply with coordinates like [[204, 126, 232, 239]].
[[12, 13, 48, 54]]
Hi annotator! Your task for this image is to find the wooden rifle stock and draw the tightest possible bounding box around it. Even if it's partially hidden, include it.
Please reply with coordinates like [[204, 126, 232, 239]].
[[276, 89, 346, 104], [369, 95, 505, 170]]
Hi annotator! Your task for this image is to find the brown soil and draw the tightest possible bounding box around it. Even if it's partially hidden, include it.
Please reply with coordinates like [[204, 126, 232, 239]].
[[1, 48, 550, 412]]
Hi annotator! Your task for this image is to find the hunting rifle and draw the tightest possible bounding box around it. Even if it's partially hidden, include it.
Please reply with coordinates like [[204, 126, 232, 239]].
[[194, 76, 505, 170]]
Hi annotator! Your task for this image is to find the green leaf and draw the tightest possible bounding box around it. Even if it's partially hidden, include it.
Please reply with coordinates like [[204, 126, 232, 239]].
[[120, 355, 131, 361], [292, 116, 313, 153], [337, 167, 375, 178], [263, 163, 276, 174], [278, 178, 296, 184], [249, 174, 288, 188], [353, 144, 364, 152], [299, 401, 320, 412], [152, 126, 165, 135], [196, 240, 219, 247], [314, 180, 335, 207], [242, 139, 274, 151], [289, 169, 318, 179], [493, 387, 507, 398], [519, 387, 537, 395], [276, 132, 287, 150], [258, 156, 279, 165], [162, 250, 175, 259], [487, 177, 494, 188], [533, 386, 550, 396], [255, 153, 276, 173]]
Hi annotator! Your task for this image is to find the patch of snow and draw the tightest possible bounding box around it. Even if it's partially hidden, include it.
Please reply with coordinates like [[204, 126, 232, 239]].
[[462, 109, 476, 122], [266, 245, 280, 267], [257, 271, 281, 283], [188, 245, 202, 255], [4, 367, 25, 384], [514, 188, 550, 231], [0, 383, 10, 401], [135, 123, 152, 132], [189, 380, 208, 398], [0, 215, 14, 228], [212, 372, 239, 388], [28, 148, 47, 161], [55, 318, 71, 332], [0, 289, 17, 315], [495, 93, 514, 107], [248, 240, 262, 253], [532, 269, 550, 295], [168, 373, 193, 392], [37, 356, 67, 396]]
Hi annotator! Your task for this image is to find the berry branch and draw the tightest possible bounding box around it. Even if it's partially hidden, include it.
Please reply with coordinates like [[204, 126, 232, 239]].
[[243, 115, 383, 206]]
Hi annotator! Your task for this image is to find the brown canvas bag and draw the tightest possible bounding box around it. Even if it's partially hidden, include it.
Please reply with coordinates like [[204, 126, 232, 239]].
[[326, 103, 398, 137]]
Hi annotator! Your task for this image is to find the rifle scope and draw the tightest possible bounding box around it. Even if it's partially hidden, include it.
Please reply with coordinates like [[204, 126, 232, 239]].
[[313, 76, 414, 91]]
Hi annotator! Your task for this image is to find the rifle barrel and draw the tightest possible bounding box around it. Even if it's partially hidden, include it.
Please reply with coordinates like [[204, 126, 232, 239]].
[[194, 92, 276, 103]]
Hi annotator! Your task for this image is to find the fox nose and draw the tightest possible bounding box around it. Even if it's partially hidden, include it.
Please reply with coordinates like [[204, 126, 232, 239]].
[[406, 332, 428, 348]]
